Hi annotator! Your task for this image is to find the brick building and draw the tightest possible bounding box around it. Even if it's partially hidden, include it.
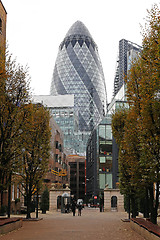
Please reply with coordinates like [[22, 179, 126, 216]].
[[0, 0, 7, 48], [45, 116, 70, 187]]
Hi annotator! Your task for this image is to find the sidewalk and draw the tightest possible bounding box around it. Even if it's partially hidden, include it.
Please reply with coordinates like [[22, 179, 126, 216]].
[[0, 208, 145, 240]]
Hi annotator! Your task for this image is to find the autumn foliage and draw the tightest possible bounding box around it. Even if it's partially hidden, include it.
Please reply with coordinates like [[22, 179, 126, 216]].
[[112, 4, 160, 224], [0, 48, 51, 218]]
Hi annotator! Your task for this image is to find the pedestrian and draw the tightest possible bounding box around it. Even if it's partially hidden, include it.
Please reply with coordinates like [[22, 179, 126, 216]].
[[66, 203, 70, 213], [100, 204, 102, 212], [71, 200, 76, 216], [78, 203, 82, 216]]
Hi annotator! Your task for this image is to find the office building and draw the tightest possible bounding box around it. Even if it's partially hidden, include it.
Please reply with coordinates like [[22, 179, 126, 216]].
[[113, 39, 141, 96], [67, 155, 85, 201], [86, 37, 141, 202], [32, 94, 89, 155], [50, 21, 107, 132], [86, 115, 113, 201], [32, 95, 77, 152]]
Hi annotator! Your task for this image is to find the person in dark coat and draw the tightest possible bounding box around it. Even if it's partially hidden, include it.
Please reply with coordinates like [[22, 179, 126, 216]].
[[72, 201, 76, 216], [77, 203, 82, 216]]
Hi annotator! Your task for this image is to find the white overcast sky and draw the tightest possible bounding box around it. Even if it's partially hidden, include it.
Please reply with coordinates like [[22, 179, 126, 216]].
[[3, 0, 160, 103]]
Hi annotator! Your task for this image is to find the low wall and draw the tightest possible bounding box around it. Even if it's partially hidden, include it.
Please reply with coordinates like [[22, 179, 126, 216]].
[[130, 218, 160, 240], [0, 218, 23, 235]]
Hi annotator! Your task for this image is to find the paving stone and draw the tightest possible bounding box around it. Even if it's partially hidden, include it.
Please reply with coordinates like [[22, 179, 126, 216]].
[[0, 208, 146, 240]]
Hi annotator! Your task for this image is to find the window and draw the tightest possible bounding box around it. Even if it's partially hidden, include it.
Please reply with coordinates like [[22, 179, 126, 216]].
[[54, 154, 58, 162], [99, 125, 105, 140], [12, 184, 15, 201], [17, 184, 19, 198], [58, 156, 61, 164], [59, 144, 62, 152], [99, 173, 112, 189], [55, 141, 59, 149], [69, 112, 73, 117], [106, 125, 112, 139], [100, 156, 105, 163]]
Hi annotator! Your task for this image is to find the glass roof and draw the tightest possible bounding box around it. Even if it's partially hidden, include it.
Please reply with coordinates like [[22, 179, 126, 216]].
[[65, 21, 92, 39]]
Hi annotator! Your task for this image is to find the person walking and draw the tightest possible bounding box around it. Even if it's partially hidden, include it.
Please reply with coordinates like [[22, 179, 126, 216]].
[[71, 200, 76, 216], [78, 203, 82, 216]]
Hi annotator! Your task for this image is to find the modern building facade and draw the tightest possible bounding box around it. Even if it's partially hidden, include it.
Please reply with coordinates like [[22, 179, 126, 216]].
[[113, 39, 141, 96], [0, 1, 7, 48], [86, 86, 129, 203], [67, 155, 85, 201], [32, 95, 88, 155], [32, 95, 76, 153], [50, 21, 107, 133], [86, 38, 141, 203], [86, 115, 114, 202]]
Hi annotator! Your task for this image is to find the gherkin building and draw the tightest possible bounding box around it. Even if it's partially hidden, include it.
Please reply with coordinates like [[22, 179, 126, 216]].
[[50, 21, 107, 132]]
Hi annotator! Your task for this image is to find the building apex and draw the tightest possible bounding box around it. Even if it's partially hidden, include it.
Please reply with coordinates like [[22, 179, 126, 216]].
[[65, 20, 92, 38]]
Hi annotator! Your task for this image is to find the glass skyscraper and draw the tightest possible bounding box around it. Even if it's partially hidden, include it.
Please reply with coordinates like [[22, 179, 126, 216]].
[[113, 39, 141, 96], [50, 21, 107, 132]]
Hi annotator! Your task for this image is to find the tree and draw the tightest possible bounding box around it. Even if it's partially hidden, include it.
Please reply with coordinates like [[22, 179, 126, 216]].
[[18, 103, 51, 219], [0, 47, 30, 217], [111, 108, 127, 146], [112, 108, 143, 218], [113, 4, 160, 224], [126, 4, 160, 224], [40, 186, 49, 214]]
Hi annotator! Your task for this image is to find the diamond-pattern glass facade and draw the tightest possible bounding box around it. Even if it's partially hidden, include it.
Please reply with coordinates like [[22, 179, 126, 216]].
[[50, 21, 107, 132]]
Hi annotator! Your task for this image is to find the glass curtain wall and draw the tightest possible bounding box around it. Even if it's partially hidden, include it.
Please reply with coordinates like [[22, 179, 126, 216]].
[[98, 118, 112, 189]]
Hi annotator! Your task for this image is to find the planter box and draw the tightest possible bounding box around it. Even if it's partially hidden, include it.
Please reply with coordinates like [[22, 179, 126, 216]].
[[130, 218, 160, 240], [0, 218, 23, 235]]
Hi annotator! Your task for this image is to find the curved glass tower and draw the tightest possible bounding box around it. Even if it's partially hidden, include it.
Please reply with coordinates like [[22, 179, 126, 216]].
[[50, 21, 107, 132]]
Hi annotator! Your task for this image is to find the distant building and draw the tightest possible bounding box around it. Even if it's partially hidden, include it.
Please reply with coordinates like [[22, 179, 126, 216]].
[[45, 116, 69, 186], [67, 155, 85, 201], [32, 94, 87, 155], [0, 0, 7, 48], [86, 115, 113, 201], [113, 39, 141, 96], [50, 21, 107, 153], [32, 95, 76, 153], [86, 37, 141, 203]]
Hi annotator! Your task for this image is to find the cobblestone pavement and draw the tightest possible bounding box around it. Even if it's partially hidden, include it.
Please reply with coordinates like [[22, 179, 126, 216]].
[[1, 208, 145, 240]]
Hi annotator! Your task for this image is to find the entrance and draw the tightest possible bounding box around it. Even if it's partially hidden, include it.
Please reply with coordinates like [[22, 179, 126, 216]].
[[111, 196, 117, 210], [61, 193, 70, 213]]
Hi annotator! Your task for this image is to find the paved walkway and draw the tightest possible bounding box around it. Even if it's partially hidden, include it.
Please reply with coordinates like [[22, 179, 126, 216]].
[[1, 208, 145, 240]]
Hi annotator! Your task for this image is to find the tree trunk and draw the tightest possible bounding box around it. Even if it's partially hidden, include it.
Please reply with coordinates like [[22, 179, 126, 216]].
[[1, 190, 3, 207], [131, 195, 137, 218], [26, 184, 32, 219], [26, 193, 31, 219], [0, 172, 5, 206], [7, 173, 11, 218], [144, 187, 149, 218], [36, 188, 38, 219], [149, 184, 158, 224], [128, 195, 131, 219]]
